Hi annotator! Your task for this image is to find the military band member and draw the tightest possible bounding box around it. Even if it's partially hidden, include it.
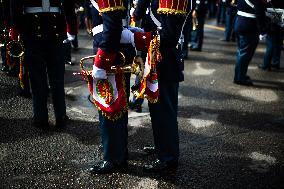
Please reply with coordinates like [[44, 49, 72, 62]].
[[233, 0, 267, 85], [221, 0, 237, 42], [134, 0, 189, 172], [10, 0, 77, 130], [88, 0, 133, 174], [190, 0, 208, 51]]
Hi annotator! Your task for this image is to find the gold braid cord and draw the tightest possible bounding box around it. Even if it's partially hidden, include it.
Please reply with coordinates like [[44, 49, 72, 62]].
[[18, 57, 24, 89], [135, 33, 161, 103], [157, 8, 187, 15]]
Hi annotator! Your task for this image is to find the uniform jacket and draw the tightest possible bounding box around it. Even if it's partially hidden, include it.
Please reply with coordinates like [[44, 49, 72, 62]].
[[194, 0, 208, 16], [10, 0, 77, 42], [91, 6, 103, 28], [225, 0, 237, 14], [134, 0, 159, 32], [134, 0, 189, 82], [234, 0, 266, 34]]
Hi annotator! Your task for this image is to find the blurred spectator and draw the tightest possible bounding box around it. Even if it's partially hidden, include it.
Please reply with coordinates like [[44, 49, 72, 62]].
[[216, 0, 226, 25], [233, 0, 267, 86], [190, 0, 208, 51], [208, 0, 218, 18], [259, 0, 284, 71], [84, 0, 93, 35], [221, 0, 237, 41]]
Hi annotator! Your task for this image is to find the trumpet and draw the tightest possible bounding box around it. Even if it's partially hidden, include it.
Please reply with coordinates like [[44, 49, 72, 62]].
[[6, 35, 25, 89], [6, 35, 25, 58], [192, 17, 199, 31], [75, 52, 144, 82]]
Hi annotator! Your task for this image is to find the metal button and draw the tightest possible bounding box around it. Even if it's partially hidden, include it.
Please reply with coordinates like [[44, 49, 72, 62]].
[[54, 26, 57, 29], [34, 14, 38, 18], [37, 34, 42, 38], [56, 34, 59, 37]]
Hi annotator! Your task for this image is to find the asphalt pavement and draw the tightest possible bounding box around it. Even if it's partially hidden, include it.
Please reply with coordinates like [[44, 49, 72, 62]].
[[0, 20, 284, 188]]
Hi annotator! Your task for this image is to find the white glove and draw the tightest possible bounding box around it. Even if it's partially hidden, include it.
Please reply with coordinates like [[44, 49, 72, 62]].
[[79, 6, 84, 12], [120, 28, 135, 47], [92, 65, 107, 79], [130, 7, 135, 17], [63, 32, 76, 44], [128, 26, 144, 33], [259, 34, 267, 41]]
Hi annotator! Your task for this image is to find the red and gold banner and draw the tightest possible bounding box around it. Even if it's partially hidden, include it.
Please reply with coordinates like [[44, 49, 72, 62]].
[[158, 0, 188, 15], [132, 33, 161, 103], [92, 74, 128, 120], [82, 71, 128, 120]]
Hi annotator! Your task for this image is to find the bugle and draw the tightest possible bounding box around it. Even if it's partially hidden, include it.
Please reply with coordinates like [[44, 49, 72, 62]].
[[75, 52, 144, 82], [6, 35, 25, 89], [6, 35, 25, 58]]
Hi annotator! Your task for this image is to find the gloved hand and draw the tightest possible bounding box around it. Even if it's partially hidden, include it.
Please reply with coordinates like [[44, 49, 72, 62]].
[[128, 26, 144, 33], [63, 32, 76, 43], [120, 28, 135, 47], [92, 65, 107, 79], [259, 34, 267, 41]]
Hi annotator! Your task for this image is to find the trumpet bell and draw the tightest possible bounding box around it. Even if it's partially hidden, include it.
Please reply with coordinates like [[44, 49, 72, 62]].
[[78, 53, 144, 82], [6, 40, 25, 58]]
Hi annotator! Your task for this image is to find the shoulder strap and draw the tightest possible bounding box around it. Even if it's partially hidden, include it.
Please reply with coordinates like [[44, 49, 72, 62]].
[[90, 0, 100, 11], [244, 0, 254, 8]]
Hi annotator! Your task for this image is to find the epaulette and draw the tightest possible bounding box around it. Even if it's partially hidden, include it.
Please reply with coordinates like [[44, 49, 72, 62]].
[[97, 0, 125, 13], [157, 0, 188, 15]]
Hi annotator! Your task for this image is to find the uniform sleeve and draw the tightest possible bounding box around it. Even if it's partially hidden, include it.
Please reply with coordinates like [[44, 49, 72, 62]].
[[134, 0, 152, 20], [62, 0, 78, 35]]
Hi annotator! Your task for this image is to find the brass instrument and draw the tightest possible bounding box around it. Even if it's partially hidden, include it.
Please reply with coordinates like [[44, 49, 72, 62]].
[[6, 35, 25, 58], [6, 35, 25, 89], [77, 52, 143, 82], [192, 17, 198, 31]]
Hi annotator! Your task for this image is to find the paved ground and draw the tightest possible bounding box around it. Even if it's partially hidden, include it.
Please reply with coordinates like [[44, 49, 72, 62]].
[[0, 20, 284, 188]]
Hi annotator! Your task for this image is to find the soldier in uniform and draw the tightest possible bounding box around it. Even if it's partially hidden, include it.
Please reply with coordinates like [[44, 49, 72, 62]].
[[88, 0, 134, 174], [221, 0, 237, 42], [134, 0, 189, 172], [233, 0, 267, 85], [10, 0, 77, 130], [190, 0, 208, 51]]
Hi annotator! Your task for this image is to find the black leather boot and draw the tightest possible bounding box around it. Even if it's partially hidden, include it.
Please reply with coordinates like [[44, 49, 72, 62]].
[[89, 161, 128, 174], [143, 159, 178, 173]]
